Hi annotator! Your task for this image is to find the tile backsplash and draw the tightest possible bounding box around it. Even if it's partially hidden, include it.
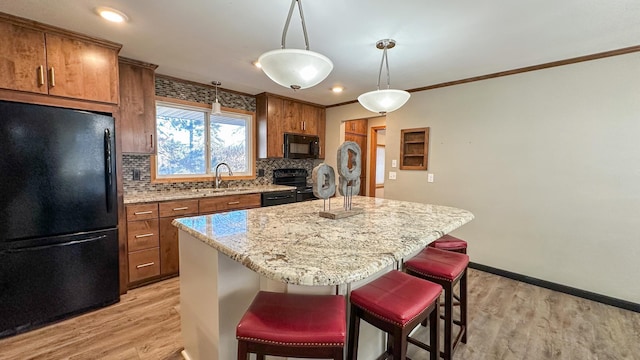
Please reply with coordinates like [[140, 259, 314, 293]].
[[122, 74, 318, 195], [122, 155, 317, 194]]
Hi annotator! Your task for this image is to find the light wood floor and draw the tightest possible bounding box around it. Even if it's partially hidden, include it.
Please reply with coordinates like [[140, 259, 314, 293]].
[[1, 269, 638, 360]]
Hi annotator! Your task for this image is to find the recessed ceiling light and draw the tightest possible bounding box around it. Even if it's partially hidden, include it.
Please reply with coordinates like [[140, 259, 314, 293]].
[[96, 7, 129, 23], [253, 61, 262, 69], [331, 86, 344, 93]]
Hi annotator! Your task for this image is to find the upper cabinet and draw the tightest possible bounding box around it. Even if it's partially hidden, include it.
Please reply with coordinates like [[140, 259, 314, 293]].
[[0, 13, 121, 104], [344, 119, 368, 136], [256, 93, 326, 158], [118, 57, 158, 154], [0, 20, 47, 94]]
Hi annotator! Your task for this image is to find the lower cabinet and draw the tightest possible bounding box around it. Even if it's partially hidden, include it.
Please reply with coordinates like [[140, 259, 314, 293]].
[[128, 248, 161, 282], [125, 193, 261, 288], [159, 216, 183, 276]]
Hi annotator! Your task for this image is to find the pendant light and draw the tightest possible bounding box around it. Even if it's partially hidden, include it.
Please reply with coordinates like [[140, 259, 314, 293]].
[[258, 0, 333, 90], [357, 39, 410, 114], [212, 81, 222, 115]]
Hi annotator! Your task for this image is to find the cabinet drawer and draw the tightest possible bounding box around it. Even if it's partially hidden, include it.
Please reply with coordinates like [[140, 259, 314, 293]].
[[127, 219, 159, 252], [199, 193, 261, 214], [128, 248, 160, 282], [126, 203, 159, 221], [159, 199, 199, 218]]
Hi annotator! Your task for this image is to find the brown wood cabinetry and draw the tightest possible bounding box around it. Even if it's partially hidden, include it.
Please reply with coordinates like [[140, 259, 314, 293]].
[[118, 57, 158, 154], [125, 203, 160, 284], [0, 21, 47, 94], [128, 248, 160, 283], [400, 127, 429, 170], [0, 13, 121, 104], [256, 93, 326, 158], [125, 193, 261, 287], [127, 219, 160, 253], [158, 200, 198, 276], [344, 119, 368, 195], [345, 119, 368, 135], [199, 193, 261, 214]]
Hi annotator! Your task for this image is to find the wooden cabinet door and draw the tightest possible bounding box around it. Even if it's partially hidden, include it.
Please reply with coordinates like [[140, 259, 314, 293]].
[[266, 95, 286, 157], [345, 119, 367, 135], [128, 248, 160, 282], [317, 107, 326, 159], [283, 99, 304, 133], [300, 103, 319, 135], [284, 101, 320, 135], [119, 59, 157, 154], [0, 21, 47, 94], [45, 33, 119, 104], [127, 219, 160, 252], [157, 200, 198, 276], [159, 217, 180, 276]]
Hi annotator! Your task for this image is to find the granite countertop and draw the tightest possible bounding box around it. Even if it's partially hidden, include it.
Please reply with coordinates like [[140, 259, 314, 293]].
[[173, 196, 474, 286], [124, 185, 296, 204]]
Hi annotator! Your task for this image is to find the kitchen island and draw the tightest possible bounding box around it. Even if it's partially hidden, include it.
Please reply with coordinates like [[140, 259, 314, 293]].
[[173, 196, 474, 360]]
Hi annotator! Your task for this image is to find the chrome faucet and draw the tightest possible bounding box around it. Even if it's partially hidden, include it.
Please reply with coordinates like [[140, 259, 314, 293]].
[[215, 162, 233, 188]]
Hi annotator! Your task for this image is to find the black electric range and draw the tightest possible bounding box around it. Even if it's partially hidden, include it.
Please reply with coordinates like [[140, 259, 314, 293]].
[[273, 168, 317, 202]]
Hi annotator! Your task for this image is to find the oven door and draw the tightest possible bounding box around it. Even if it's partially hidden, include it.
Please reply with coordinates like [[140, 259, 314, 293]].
[[296, 187, 317, 202], [261, 190, 296, 207]]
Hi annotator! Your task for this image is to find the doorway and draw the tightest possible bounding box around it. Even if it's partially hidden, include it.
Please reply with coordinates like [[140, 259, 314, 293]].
[[344, 119, 368, 195], [369, 126, 386, 198]]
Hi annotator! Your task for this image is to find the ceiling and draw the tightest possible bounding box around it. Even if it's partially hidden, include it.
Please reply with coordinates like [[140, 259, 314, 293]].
[[1, 0, 638, 106]]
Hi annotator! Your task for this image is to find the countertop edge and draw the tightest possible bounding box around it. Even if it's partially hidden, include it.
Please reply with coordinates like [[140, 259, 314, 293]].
[[124, 185, 296, 204]]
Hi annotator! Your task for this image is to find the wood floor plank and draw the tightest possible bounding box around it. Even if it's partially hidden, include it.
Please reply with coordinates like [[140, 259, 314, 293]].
[[1, 270, 639, 360]]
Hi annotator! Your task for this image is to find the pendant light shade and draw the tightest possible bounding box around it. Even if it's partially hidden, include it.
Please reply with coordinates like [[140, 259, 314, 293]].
[[258, 0, 333, 90], [259, 49, 333, 90], [212, 81, 222, 115], [358, 39, 410, 114], [358, 89, 411, 114]]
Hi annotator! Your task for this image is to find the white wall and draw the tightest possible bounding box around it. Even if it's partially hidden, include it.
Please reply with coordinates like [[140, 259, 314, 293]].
[[325, 52, 640, 303]]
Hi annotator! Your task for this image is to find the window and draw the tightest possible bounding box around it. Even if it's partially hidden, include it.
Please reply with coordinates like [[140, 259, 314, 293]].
[[153, 100, 255, 182], [376, 145, 385, 185]]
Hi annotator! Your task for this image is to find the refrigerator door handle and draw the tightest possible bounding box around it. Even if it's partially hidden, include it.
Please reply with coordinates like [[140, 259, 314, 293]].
[[1, 235, 107, 254], [104, 128, 113, 212]]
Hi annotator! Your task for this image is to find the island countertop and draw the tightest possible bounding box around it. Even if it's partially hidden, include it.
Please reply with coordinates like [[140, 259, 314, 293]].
[[173, 196, 474, 286]]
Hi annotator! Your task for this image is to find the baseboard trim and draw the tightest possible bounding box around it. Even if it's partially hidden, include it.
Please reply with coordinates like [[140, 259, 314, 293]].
[[469, 262, 640, 313]]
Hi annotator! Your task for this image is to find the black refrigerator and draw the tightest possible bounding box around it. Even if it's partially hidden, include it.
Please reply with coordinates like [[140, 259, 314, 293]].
[[0, 101, 119, 338]]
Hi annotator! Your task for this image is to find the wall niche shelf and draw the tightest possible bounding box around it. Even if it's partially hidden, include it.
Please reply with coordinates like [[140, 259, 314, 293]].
[[400, 127, 429, 170]]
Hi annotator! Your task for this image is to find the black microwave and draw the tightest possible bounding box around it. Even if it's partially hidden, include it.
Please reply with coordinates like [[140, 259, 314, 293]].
[[284, 133, 320, 159]]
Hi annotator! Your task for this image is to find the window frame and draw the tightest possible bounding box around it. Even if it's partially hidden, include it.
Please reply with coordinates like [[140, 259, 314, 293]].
[[151, 97, 256, 184]]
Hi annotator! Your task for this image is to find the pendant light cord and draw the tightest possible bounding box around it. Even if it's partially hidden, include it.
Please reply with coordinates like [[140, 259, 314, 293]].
[[377, 46, 391, 90], [281, 0, 310, 50]]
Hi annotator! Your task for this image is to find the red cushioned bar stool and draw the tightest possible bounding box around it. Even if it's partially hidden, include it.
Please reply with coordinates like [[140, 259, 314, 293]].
[[348, 270, 441, 360], [428, 234, 468, 307], [236, 291, 346, 360], [428, 234, 467, 254], [404, 247, 469, 360]]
